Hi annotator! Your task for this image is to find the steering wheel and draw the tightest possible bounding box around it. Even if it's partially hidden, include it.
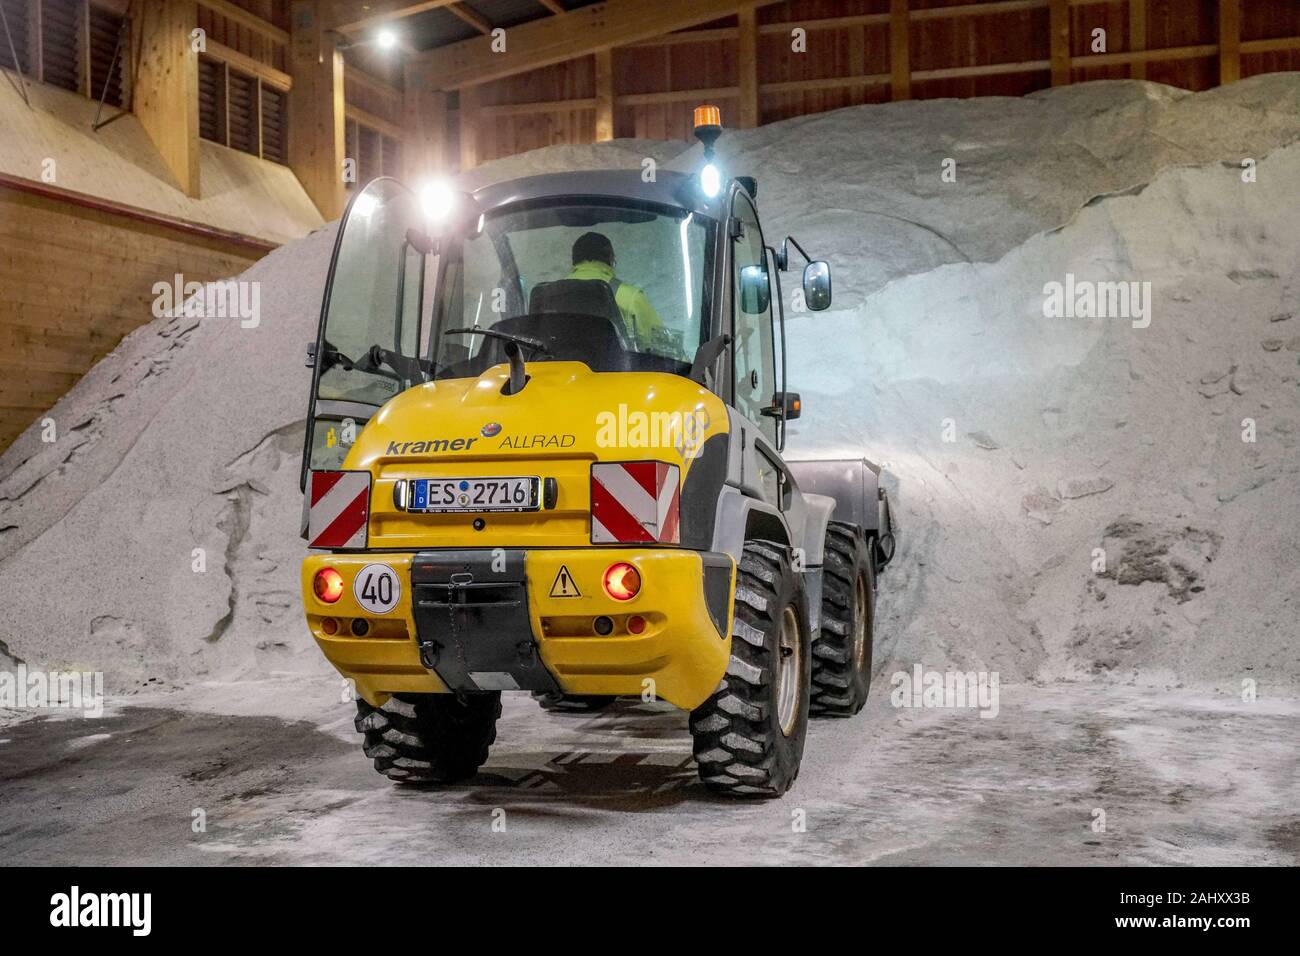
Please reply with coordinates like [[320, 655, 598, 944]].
[[443, 327, 553, 356]]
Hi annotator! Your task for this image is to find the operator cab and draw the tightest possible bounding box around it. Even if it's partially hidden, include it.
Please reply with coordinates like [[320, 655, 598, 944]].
[[300, 107, 833, 490]]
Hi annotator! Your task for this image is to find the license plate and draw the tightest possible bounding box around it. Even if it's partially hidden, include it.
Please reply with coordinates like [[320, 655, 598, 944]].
[[409, 476, 539, 513]]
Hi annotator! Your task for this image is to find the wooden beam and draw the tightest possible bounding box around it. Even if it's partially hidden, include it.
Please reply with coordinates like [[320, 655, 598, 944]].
[[402, 59, 448, 178], [627, 27, 739, 47], [537, 0, 565, 13], [911, 0, 1046, 18], [737, 6, 758, 128], [1219, 0, 1240, 85], [1241, 36, 1300, 55], [616, 86, 739, 106], [482, 97, 597, 117], [418, 0, 781, 91], [1049, 0, 1070, 85], [288, 1, 346, 219], [458, 84, 479, 172], [198, 0, 289, 45], [890, 0, 910, 100], [346, 102, 405, 140], [1129, 0, 1146, 80], [1069, 43, 1218, 68], [346, 64, 402, 108], [594, 48, 614, 140], [330, 1, 461, 34], [207, 39, 292, 90], [130, 0, 201, 198], [913, 59, 1048, 81], [763, 75, 887, 95], [447, 3, 492, 35]]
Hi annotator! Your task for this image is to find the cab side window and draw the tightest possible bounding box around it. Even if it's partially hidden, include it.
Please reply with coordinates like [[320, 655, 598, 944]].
[[730, 194, 776, 443]]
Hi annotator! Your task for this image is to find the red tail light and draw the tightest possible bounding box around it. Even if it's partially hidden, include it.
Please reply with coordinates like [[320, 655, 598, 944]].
[[603, 562, 641, 601], [313, 567, 345, 603]]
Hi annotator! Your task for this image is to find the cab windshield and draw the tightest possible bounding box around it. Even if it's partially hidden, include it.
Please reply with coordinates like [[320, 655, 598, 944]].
[[431, 201, 714, 379]]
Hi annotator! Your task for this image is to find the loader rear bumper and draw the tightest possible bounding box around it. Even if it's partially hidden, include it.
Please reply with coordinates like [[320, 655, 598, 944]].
[[301, 548, 735, 711]]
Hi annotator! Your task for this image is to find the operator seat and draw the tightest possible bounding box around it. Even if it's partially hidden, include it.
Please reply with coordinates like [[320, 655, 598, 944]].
[[484, 279, 631, 372]]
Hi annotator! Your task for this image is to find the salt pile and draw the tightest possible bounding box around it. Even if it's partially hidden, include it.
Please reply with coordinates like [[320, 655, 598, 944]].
[[1, 76, 1297, 691]]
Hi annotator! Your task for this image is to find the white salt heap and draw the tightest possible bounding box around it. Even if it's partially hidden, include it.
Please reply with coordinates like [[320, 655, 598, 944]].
[[1, 77, 1297, 691]]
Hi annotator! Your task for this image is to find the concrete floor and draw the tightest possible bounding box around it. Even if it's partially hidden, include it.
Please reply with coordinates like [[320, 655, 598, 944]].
[[1, 680, 1295, 866]]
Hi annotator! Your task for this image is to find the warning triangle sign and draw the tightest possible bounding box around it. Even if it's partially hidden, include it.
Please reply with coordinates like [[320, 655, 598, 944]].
[[549, 564, 581, 598]]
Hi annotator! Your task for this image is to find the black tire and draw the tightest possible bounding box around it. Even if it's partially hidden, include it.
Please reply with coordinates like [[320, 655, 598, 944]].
[[810, 521, 875, 716], [354, 692, 500, 783], [689, 540, 811, 797], [531, 692, 618, 713]]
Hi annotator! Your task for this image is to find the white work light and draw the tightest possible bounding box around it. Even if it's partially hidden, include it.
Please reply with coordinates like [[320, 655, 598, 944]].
[[376, 29, 398, 50], [700, 162, 722, 198], [419, 178, 456, 223]]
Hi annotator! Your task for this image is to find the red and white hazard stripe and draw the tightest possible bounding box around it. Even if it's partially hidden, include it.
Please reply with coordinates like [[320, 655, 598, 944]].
[[308, 470, 371, 549], [590, 461, 680, 544]]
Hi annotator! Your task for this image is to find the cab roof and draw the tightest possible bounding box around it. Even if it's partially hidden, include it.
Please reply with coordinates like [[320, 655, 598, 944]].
[[471, 169, 732, 220]]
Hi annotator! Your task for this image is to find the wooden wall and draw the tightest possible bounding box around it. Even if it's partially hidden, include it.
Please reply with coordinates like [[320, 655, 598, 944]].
[[0, 182, 265, 451], [456, 0, 1300, 168]]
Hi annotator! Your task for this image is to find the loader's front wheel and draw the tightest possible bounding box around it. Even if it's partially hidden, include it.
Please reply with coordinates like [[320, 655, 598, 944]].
[[355, 692, 500, 784], [689, 540, 810, 797], [810, 521, 875, 716]]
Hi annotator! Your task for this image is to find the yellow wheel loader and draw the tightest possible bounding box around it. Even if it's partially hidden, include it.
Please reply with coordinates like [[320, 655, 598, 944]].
[[299, 109, 895, 797]]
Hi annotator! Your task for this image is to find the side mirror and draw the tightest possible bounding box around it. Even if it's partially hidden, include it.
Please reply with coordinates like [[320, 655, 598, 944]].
[[761, 391, 801, 421], [803, 261, 832, 311], [739, 264, 770, 314]]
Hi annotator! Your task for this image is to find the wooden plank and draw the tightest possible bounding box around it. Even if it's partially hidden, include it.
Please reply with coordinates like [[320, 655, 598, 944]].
[[890, 0, 910, 101], [419, 0, 782, 90], [330, 0, 462, 34], [130, 0, 201, 198], [627, 27, 738, 47], [1049, 0, 1070, 86], [346, 64, 402, 109], [594, 47, 614, 141], [1219, 0, 1240, 85], [288, 1, 346, 219], [914, 59, 1049, 81], [616, 85, 739, 106], [1070, 44, 1218, 68], [447, 2, 492, 35], [760, 75, 888, 95], [737, 6, 758, 128], [198, 0, 289, 45], [1241, 36, 1300, 55], [206, 39, 292, 90], [911, 0, 1046, 19], [1129, 0, 1146, 80], [402, 60, 448, 177], [346, 102, 405, 140], [481, 97, 597, 117], [458, 83, 478, 172]]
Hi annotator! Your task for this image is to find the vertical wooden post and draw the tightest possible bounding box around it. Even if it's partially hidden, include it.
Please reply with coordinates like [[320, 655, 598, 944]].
[[889, 0, 910, 101], [402, 60, 449, 179], [594, 47, 614, 141], [459, 83, 479, 173], [1049, 0, 1071, 86], [1219, 0, 1241, 85], [28, 0, 43, 84], [1129, 0, 1146, 81], [848, 25, 866, 105], [130, 0, 200, 198], [79, 0, 91, 96], [288, 0, 345, 219], [737, 6, 758, 128]]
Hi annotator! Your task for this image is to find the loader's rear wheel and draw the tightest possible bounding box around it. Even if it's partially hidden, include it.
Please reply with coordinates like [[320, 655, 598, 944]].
[[532, 691, 618, 713], [355, 692, 500, 784], [810, 521, 875, 716], [689, 540, 810, 797]]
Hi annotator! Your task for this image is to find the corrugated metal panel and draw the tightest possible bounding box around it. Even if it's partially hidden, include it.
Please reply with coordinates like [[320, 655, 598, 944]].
[[0, 0, 30, 73], [88, 4, 126, 109], [198, 55, 226, 145], [261, 86, 287, 165]]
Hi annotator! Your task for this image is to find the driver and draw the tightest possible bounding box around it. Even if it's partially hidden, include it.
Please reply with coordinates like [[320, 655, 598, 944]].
[[567, 232, 665, 349]]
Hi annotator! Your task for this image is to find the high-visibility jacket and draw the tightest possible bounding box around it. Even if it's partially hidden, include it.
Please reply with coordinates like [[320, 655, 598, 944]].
[[566, 260, 665, 348]]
